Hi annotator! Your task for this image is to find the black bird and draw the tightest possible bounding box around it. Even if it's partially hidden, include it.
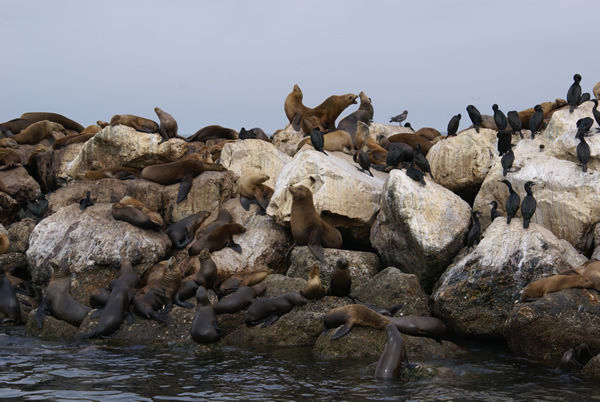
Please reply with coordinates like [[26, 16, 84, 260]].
[[501, 145, 515, 177], [384, 145, 413, 170], [528, 105, 544, 139], [492, 104, 507, 131], [489, 201, 501, 221], [466, 105, 482, 133], [576, 117, 594, 138], [413, 144, 433, 179], [406, 161, 426, 185], [580, 93, 591, 105], [390, 111, 408, 124], [466, 211, 482, 247], [80, 191, 94, 210], [576, 130, 590, 172], [404, 122, 414, 132], [499, 179, 520, 224], [497, 130, 512, 156], [239, 127, 256, 140], [353, 149, 373, 177], [521, 181, 536, 229], [507, 111, 523, 139], [567, 74, 582, 113], [447, 114, 461, 137], [310, 128, 327, 156], [592, 99, 600, 133]]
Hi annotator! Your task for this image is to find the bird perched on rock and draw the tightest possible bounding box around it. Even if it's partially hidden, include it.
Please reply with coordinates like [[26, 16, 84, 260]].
[[413, 144, 433, 179], [80, 191, 94, 210], [310, 128, 327, 156], [521, 181, 536, 229], [501, 145, 515, 177], [492, 104, 507, 131], [353, 149, 373, 177], [390, 111, 408, 124], [466, 211, 482, 247], [447, 114, 461, 137], [497, 130, 512, 156], [466, 105, 482, 133], [489, 201, 501, 222], [576, 129, 590, 173], [499, 179, 520, 224], [507, 111, 523, 139], [592, 99, 600, 133], [567, 74, 582, 113], [528, 105, 544, 139], [576, 117, 594, 138], [406, 161, 426, 185]]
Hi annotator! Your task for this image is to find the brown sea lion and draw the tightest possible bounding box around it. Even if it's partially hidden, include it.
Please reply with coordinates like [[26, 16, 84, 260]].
[[289, 185, 343, 263], [413, 127, 441, 141], [141, 156, 226, 203], [245, 292, 307, 327], [520, 274, 595, 302], [187, 125, 238, 142], [188, 223, 246, 256], [176, 250, 218, 301], [327, 257, 351, 297], [0, 148, 21, 170], [11, 120, 65, 145], [594, 82, 600, 101], [388, 132, 434, 155], [96, 120, 110, 128], [110, 114, 159, 133], [301, 93, 358, 134], [374, 324, 407, 380], [89, 288, 111, 309], [238, 173, 274, 212], [36, 259, 91, 328], [84, 167, 141, 180], [0, 270, 21, 324], [337, 91, 375, 147], [323, 304, 390, 340], [190, 287, 221, 344], [0, 138, 18, 148], [213, 283, 267, 315], [166, 211, 211, 249], [0, 118, 36, 135], [111, 196, 163, 231], [62, 132, 96, 147], [569, 260, 600, 287], [154, 107, 178, 142], [389, 316, 447, 341], [356, 122, 388, 165], [52, 132, 85, 149], [20, 112, 84, 132], [301, 263, 326, 300], [0, 233, 9, 254], [284, 84, 310, 131], [218, 268, 271, 296], [296, 130, 354, 155]]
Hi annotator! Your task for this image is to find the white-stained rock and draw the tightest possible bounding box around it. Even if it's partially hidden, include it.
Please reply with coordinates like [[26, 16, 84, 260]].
[[271, 124, 305, 157], [543, 101, 598, 143], [370, 169, 471, 292], [369, 122, 414, 138]]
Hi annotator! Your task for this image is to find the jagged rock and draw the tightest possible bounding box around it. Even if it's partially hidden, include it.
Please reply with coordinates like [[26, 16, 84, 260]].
[[370, 122, 415, 138], [7, 218, 37, 253], [354, 267, 431, 316], [370, 169, 471, 292], [271, 124, 305, 157], [26, 203, 170, 289], [543, 101, 598, 143], [0, 167, 40, 202], [582, 354, 600, 380], [504, 288, 600, 362], [286, 247, 380, 292], [431, 219, 587, 339]]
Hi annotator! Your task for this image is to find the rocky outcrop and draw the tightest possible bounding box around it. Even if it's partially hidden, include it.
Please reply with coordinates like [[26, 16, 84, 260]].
[[271, 124, 305, 157], [0, 167, 40, 202], [543, 101, 598, 143]]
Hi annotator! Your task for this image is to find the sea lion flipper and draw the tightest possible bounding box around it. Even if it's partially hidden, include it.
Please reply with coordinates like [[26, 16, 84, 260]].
[[261, 314, 280, 328], [254, 192, 270, 211], [177, 175, 194, 203], [330, 324, 352, 340], [239, 196, 252, 211], [307, 230, 326, 264], [174, 296, 195, 309], [291, 115, 302, 132], [90, 309, 102, 319], [35, 300, 50, 329], [228, 242, 243, 254], [125, 311, 134, 325]]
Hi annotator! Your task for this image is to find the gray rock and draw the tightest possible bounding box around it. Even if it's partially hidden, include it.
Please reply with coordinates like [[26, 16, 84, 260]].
[[7, 218, 37, 253], [0, 167, 40, 202], [582, 353, 600, 380]]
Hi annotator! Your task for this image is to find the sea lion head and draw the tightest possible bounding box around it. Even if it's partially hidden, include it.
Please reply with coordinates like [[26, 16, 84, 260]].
[[251, 283, 268, 296], [49, 122, 66, 132], [195, 286, 210, 305], [293, 84, 302, 94], [227, 223, 247, 235], [0, 138, 18, 149], [49, 259, 71, 279], [335, 257, 349, 271], [197, 248, 211, 260], [285, 292, 308, 306], [344, 93, 358, 105], [358, 91, 370, 105], [288, 185, 312, 201]]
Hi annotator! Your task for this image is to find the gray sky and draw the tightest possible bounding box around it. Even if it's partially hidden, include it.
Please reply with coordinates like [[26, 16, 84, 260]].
[[2, 0, 598, 135]]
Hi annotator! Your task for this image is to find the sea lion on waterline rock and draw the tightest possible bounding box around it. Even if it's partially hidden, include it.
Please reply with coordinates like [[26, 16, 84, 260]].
[[300, 93, 358, 134], [10, 120, 65, 145], [190, 287, 221, 344], [288, 185, 343, 264], [520, 274, 595, 302], [111, 196, 163, 231], [36, 259, 92, 328], [323, 304, 390, 340], [166, 211, 211, 249], [374, 324, 407, 380], [110, 114, 159, 133], [284, 84, 310, 131], [217, 268, 271, 296], [154, 107, 178, 142], [80, 286, 133, 339], [213, 283, 267, 315], [245, 292, 307, 328], [389, 316, 446, 341], [176, 250, 218, 301]]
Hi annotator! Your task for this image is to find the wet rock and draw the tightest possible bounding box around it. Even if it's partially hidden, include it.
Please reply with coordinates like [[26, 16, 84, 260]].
[[582, 354, 600, 380], [25, 310, 81, 341]]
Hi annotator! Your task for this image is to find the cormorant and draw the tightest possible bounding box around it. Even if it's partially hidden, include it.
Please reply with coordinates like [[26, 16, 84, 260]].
[[576, 130, 590, 172], [447, 114, 461, 137], [466, 210, 482, 247], [567, 74, 582, 113], [310, 128, 328, 156], [390, 111, 408, 124], [404, 122, 414, 132], [592, 99, 600, 133], [466, 105, 482, 133], [499, 179, 520, 224], [576, 117, 594, 138], [497, 130, 512, 156], [521, 181, 536, 229], [353, 149, 373, 177], [528, 105, 544, 139], [501, 145, 515, 177], [507, 111, 523, 139], [406, 161, 426, 185], [413, 144, 433, 179], [490, 201, 501, 221], [79, 191, 94, 210], [492, 104, 507, 131]]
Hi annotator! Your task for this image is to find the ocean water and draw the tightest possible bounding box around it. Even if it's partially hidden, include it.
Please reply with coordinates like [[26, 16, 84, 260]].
[[1, 327, 599, 401]]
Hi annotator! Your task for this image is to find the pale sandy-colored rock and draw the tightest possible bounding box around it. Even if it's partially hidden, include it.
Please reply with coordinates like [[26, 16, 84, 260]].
[[271, 124, 305, 157], [543, 101, 598, 143], [369, 122, 414, 138]]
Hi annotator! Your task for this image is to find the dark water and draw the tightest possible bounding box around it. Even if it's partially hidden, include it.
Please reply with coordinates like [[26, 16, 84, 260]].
[[1, 327, 598, 401]]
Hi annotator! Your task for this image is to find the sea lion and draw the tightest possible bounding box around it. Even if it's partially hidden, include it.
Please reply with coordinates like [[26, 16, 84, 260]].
[[301, 263, 326, 300], [245, 292, 307, 327], [36, 259, 91, 328], [594, 82, 600, 100], [0, 270, 21, 324], [89, 288, 111, 309], [97, 120, 110, 128], [213, 283, 267, 315], [389, 316, 447, 341], [388, 132, 434, 155], [20, 112, 84, 133], [154, 107, 178, 142], [520, 274, 595, 302], [413, 127, 441, 142], [53, 131, 97, 149], [110, 114, 159, 133], [284, 84, 310, 131], [187, 125, 238, 142], [374, 324, 407, 380], [238, 173, 274, 212], [218, 269, 271, 296], [133, 257, 187, 323], [323, 304, 390, 340], [190, 287, 221, 344], [141, 156, 227, 203], [11, 120, 65, 145], [0, 138, 18, 148], [328, 257, 351, 297], [295, 130, 354, 155], [5, 272, 34, 297], [301, 93, 358, 134], [176, 250, 218, 301], [0, 148, 21, 170], [239, 127, 269, 141], [337, 91, 375, 147], [111, 196, 163, 231], [0, 118, 36, 135], [188, 223, 246, 255], [84, 167, 141, 180], [356, 121, 387, 165], [167, 211, 211, 249], [289, 185, 343, 263], [569, 260, 600, 287]]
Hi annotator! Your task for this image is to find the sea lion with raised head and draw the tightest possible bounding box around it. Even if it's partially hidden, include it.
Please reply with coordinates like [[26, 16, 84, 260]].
[[289, 185, 343, 263], [167, 211, 211, 249], [327, 257, 351, 297], [213, 283, 267, 315], [284, 84, 310, 131], [245, 292, 307, 327], [11, 120, 65, 145], [238, 173, 274, 212], [337, 91, 374, 147], [154, 107, 178, 142], [111, 196, 163, 231], [389, 316, 446, 341], [374, 324, 407, 380], [175, 250, 218, 301], [187, 125, 238, 142], [323, 304, 390, 340], [81, 281, 135, 339], [36, 259, 92, 328], [520, 274, 595, 302], [356, 121, 387, 165], [301, 93, 358, 134], [190, 287, 221, 344], [110, 114, 159, 133], [301, 263, 326, 300]]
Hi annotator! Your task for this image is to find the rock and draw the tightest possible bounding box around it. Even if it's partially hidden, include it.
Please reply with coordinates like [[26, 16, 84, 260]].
[[0, 253, 28, 277], [0, 167, 40, 202], [504, 288, 600, 362], [582, 354, 600, 380], [370, 122, 415, 138], [25, 310, 80, 341], [26, 203, 170, 289], [271, 124, 305, 157], [431, 219, 587, 339], [47, 179, 128, 215], [353, 267, 431, 316], [543, 101, 598, 143], [260, 274, 306, 298], [220, 139, 292, 190], [286, 247, 380, 293], [7, 218, 37, 253], [0, 192, 19, 227], [370, 169, 471, 292]]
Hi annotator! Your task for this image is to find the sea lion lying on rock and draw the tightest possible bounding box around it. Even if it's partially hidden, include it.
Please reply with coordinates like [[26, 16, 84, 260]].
[[111, 196, 163, 231], [295, 130, 354, 155], [245, 292, 307, 328], [520, 274, 595, 302], [110, 114, 159, 133]]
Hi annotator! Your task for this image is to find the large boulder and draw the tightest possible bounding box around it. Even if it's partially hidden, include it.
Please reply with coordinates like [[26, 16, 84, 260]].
[[370, 169, 471, 292], [270, 124, 304, 157], [431, 219, 587, 339], [0, 167, 40, 202]]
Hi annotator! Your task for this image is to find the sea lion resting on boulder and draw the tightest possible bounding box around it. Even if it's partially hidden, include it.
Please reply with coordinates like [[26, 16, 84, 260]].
[[245, 292, 307, 328], [0, 138, 18, 148], [337, 91, 374, 148], [520, 274, 595, 302], [110, 114, 159, 133], [11, 120, 65, 145], [284, 84, 310, 131], [356, 121, 387, 166], [295, 130, 354, 155], [213, 283, 267, 314], [176, 250, 218, 302], [238, 173, 274, 212], [187, 125, 238, 142], [301, 93, 358, 134], [167, 211, 211, 249], [84, 167, 141, 180], [20, 112, 84, 133], [111, 196, 163, 231], [323, 304, 390, 340], [188, 222, 246, 255], [218, 268, 272, 296], [0, 148, 21, 170]]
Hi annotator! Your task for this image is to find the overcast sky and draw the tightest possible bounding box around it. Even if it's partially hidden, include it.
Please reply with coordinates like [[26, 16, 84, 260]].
[[2, 1, 598, 135]]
